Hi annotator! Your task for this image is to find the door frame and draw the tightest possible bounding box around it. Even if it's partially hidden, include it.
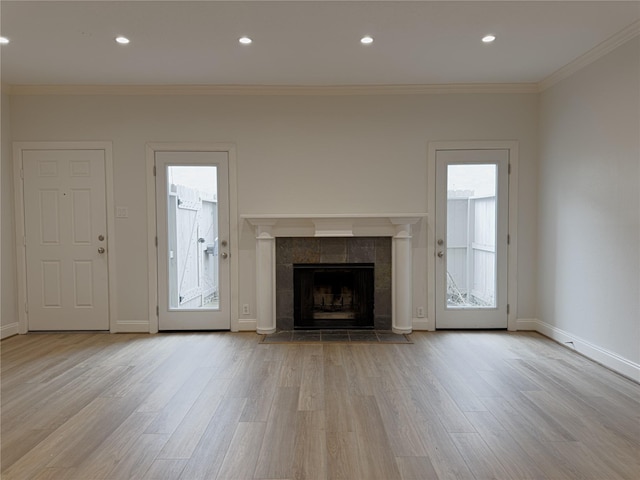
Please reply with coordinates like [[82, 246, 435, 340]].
[[13, 141, 117, 333], [427, 141, 519, 331], [146, 143, 239, 333]]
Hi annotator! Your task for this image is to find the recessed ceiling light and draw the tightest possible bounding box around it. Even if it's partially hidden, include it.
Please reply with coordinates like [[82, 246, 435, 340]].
[[115, 36, 130, 45], [360, 35, 374, 45], [482, 34, 496, 44], [239, 36, 252, 45], [0, 37, 9, 45]]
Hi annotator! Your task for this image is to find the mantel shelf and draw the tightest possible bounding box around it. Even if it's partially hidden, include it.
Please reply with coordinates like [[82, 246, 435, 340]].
[[242, 213, 426, 238], [242, 213, 426, 224]]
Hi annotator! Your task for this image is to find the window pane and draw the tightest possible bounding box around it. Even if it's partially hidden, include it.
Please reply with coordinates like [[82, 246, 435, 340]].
[[166, 166, 219, 310], [446, 164, 497, 308]]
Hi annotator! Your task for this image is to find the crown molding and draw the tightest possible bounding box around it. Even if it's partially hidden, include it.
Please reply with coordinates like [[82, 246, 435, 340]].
[[7, 83, 539, 96], [538, 19, 640, 92]]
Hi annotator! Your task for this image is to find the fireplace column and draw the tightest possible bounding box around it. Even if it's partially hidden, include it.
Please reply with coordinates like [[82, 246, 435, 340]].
[[392, 222, 413, 334], [254, 222, 277, 334]]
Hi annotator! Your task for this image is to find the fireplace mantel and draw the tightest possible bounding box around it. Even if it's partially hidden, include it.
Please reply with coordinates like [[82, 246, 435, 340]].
[[242, 213, 426, 237], [243, 213, 426, 334]]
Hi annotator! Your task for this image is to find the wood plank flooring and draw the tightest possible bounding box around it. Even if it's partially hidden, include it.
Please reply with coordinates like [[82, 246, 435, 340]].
[[1, 331, 639, 480]]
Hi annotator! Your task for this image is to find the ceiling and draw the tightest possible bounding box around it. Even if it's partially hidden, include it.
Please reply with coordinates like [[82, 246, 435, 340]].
[[1, 1, 639, 86]]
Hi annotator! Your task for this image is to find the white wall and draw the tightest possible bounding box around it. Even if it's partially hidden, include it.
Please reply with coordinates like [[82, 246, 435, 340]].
[[1, 89, 19, 337], [8, 92, 538, 331], [538, 37, 640, 379]]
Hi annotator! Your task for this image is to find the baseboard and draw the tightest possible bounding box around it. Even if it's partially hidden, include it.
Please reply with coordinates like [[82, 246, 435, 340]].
[[516, 318, 539, 330], [114, 320, 150, 333], [117, 319, 257, 333], [237, 319, 257, 332], [0, 322, 20, 339], [533, 319, 640, 382], [412, 318, 431, 331]]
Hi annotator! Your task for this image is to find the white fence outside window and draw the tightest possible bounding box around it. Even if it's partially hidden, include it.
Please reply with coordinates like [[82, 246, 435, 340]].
[[168, 184, 219, 309], [447, 194, 496, 307]]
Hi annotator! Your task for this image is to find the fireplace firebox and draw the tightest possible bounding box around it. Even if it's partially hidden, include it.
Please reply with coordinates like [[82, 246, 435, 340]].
[[293, 263, 374, 329]]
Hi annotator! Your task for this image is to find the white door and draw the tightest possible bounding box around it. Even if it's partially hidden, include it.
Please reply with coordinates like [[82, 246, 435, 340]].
[[435, 149, 509, 329], [155, 151, 231, 330], [22, 149, 109, 330]]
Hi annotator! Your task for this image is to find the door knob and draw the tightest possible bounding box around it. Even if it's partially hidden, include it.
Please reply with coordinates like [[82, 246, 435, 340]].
[[437, 239, 444, 246], [98, 247, 106, 254], [437, 251, 444, 258], [221, 252, 228, 259]]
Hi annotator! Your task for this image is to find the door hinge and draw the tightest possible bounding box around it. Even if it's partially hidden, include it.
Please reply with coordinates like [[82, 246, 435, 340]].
[[507, 234, 511, 245], [508, 163, 511, 174], [156, 305, 159, 316], [507, 304, 510, 315], [20, 169, 24, 179], [153, 165, 156, 176], [23, 235, 27, 246], [155, 236, 158, 247]]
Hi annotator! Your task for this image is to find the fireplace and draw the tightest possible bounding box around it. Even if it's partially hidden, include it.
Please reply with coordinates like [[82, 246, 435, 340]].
[[242, 214, 424, 334], [275, 237, 391, 331], [294, 263, 374, 329]]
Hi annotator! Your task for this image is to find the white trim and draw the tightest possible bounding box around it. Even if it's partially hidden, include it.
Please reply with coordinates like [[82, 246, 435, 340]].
[[145, 145, 158, 333], [13, 144, 28, 334], [238, 319, 257, 332], [427, 141, 519, 332], [243, 213, 426, 220], [103, 144, 118, 333], [228, 146, 240, 332], [1, 322, 19, 339], [533, 319, 640, 383], [506, 143, 519, 331], [242, 214, 426, 238], [145, 143, 239, 333], [12, 142, 116, 334], [115, 320, 150, 333], [516, 318, 539, 331], [245, 217, 423, 334], [412, 319, 430, 331], [7, 83, 539, 97], [539, 20, 640, 91]]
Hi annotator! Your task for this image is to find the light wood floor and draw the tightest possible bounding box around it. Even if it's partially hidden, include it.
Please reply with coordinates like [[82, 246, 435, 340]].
[[1, 331, 638, 480]]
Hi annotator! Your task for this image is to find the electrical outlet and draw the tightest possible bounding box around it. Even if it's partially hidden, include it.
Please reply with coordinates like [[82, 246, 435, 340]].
[[115, 206, 129, 218], [242, 304, 250, 315], [417, 307, 425, 318]]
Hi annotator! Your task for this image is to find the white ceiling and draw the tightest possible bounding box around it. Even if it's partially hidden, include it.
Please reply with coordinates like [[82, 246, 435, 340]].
[[1, 1, 639, 86]]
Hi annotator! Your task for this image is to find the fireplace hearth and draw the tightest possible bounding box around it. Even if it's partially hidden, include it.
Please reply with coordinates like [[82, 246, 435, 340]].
[[294, 263, 374, 329]]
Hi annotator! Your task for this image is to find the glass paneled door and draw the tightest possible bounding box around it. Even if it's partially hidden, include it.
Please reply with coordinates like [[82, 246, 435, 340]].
[[155, 151, 230, 330], [435, 149, 509, 328]]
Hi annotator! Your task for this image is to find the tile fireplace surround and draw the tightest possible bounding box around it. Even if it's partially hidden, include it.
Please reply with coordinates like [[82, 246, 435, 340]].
[[278, 237, 389, 331], [243, 214, 425, 334]]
